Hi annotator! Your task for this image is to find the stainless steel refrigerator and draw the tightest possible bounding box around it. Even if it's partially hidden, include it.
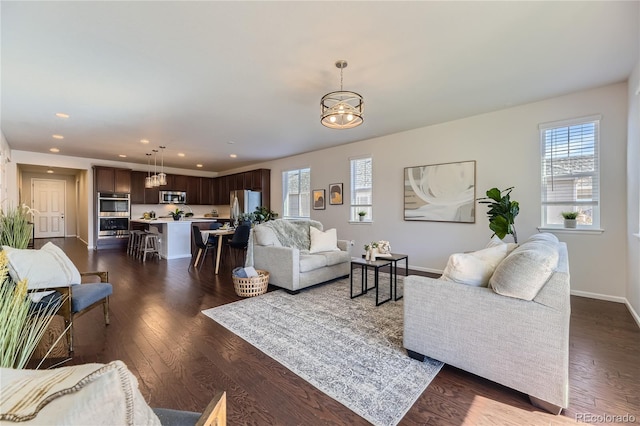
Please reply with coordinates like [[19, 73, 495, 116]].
[[230, 190, 261, 221]]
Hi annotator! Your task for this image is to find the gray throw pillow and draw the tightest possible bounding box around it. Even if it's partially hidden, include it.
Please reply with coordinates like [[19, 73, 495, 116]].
[[489, 240, 559, 300]]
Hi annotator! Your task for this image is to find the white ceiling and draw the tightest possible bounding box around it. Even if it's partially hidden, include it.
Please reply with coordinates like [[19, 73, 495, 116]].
[[2, 1, 638, 173]]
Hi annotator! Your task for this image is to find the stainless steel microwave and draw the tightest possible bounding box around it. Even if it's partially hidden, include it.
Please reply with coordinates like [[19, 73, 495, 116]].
[[159, 191, 187, 204]]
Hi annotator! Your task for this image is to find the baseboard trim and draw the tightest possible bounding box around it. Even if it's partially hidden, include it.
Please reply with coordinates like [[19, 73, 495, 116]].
[[625, 300, 640, 329], [408, 265, 443, 275], [571, 290, 640, 329]]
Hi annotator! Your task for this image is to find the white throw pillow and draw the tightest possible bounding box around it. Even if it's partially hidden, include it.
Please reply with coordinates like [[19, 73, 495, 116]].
[[309, 227, 339, 253], [440, 244, 509, 287], [485, 235, 518, 254], [2, 242, 81, 290]]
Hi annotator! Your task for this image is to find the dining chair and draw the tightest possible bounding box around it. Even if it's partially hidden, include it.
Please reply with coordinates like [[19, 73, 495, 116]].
[[189, 225, 216, 271], [226, 224, 251, 268]]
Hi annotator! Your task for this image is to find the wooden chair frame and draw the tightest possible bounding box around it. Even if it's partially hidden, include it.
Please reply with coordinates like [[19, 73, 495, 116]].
[[29, 271, 110, 355]]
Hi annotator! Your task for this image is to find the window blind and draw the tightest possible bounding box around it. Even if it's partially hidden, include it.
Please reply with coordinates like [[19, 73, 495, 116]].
[[539, 116, 600, 227]]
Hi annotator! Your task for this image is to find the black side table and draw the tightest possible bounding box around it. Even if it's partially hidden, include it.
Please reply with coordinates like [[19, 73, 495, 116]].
[[350, 257, 392, 306], [360, 253, 408, 301]]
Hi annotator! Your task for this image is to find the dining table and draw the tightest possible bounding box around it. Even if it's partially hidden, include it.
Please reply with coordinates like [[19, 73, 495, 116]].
[[200, 228, 235, 274]]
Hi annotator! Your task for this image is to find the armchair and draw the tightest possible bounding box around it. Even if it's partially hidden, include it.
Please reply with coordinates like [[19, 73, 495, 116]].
[[3, 242, 113, 355]]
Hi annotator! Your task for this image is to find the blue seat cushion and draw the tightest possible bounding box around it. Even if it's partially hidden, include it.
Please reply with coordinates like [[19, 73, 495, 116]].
[[152, 408, 200, 426], [71, 283, 113, 313]]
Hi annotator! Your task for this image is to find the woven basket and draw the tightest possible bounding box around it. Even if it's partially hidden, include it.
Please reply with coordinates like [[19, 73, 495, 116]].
[[233, 270, 269, 297]]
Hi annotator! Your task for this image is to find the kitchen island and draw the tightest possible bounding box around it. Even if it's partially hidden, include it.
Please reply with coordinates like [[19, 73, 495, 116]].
[[131, 218, 227, 260]]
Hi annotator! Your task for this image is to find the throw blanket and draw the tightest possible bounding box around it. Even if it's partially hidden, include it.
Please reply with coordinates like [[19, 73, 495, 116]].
[[245, 219, 323, 267], [0, 361, 159, 425]]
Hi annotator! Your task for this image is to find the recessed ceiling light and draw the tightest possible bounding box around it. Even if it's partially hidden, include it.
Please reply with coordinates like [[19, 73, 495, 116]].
[[55, 113, 69, 119], [196, 164, 203, 168], [140, 139, 149, 144], [118, 154, 127, 158], [52, 134, 64, 140], [230, 154, 237, 158], [46, 169, 54, 174], [178, 153, 185, 157], [49, 148, 60, 153]]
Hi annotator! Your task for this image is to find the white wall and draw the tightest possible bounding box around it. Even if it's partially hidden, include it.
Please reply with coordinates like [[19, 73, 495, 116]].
[[230, 82, 629, 299], [627, 59, 640, 325]]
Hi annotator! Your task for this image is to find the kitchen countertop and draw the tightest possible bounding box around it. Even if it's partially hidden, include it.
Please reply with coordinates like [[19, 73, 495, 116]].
[[131, 217, 230, 224]]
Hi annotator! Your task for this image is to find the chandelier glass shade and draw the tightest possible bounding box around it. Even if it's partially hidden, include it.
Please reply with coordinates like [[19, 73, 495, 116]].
[[145, 153, 153, 189], [321, 60, 363, 129], [158, 146, 167, 186], [151, 149, 159, 187]]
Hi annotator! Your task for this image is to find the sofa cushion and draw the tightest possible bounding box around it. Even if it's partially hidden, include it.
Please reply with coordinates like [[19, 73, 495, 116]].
[[299, 254, 328, 273], [309, 227, 339, 253], [527, 232, 559, 244], [317, 250, 351, 267], [253, 226, 282, 247], [2, 242, 81, 290], [440, 244, 509, 287], [489, 240, 559, 300]]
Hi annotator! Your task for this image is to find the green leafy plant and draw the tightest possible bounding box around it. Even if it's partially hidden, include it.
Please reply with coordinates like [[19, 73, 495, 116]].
[[561, 211, 579, 220], [477, 187, 520, 243], [358, 211, 366, 217], [169, 208, 184, 220], [253, 206, 279, 223], [0, 204, 35, 249]]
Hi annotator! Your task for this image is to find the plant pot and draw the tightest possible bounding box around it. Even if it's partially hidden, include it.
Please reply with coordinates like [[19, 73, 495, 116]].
[[358, 216, 364, 222], [564, 219, 577, 228], [172, 216, 181, 221]]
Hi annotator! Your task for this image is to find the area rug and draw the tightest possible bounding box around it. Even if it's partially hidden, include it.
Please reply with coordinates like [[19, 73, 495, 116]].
[[201, 272, 443, 426]]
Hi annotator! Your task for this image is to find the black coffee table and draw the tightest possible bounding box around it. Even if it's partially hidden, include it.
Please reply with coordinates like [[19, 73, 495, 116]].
[[350, 257, 392, 306]]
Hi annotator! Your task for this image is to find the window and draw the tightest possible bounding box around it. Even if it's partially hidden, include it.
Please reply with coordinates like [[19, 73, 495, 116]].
[[350, 157, 372, 221], [539, 115, 601, 229], [282, 168, 310, 218]]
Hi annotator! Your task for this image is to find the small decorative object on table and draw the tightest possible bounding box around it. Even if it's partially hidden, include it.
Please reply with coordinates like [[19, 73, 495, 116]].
[[357, 211, 366, 221], [169, 208, 184, 221], [364, 240, 391, 261], [232, 267, 269, 297]]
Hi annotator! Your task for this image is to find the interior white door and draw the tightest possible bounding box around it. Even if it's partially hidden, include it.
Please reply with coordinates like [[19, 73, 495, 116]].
[[32, 179, 66, 238]]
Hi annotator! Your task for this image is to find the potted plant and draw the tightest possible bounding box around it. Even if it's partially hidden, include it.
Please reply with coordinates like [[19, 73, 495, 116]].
[[253, 206, 279, 224], [169, 208, 184, 221], [477, 187, 520, 243], [561, 211, 579, 228], [357, 211, 366, 222]]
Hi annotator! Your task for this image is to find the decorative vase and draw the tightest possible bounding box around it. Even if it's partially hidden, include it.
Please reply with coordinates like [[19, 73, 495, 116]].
[[370, 248, 377, 261], [365, 250, 370, 261], [564, 219, 577, 228]]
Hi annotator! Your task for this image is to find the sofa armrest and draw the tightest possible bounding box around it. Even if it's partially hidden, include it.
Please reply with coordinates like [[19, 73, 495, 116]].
[[252, 245, 300, 290], [337, 239, 351, 254]]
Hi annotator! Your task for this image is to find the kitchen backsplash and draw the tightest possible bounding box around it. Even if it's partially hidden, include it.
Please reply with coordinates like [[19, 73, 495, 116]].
[[131, 204, 231, 219]]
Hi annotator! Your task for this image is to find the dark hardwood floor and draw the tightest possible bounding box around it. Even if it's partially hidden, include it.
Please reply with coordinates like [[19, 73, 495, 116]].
[[38, 238, 640, 425]]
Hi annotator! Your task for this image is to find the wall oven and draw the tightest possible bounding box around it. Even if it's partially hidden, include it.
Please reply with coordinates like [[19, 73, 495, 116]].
[[97, 193, 130, 239]]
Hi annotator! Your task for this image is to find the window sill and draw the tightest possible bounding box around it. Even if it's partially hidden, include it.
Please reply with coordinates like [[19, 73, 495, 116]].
[[537, 226, 604, 235], [633, 233, 640, 240], [349, 220, 372, 225]]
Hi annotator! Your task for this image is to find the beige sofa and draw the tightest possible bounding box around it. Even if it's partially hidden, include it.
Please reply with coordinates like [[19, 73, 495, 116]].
[[246, 219, 351, 293], [403, 233, 570, 414]]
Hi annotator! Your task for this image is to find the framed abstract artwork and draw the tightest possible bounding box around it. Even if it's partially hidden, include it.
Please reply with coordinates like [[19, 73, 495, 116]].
[[312, 189, 326, 210], [329, 183, 343, 205], [404, 160, 476, 223]]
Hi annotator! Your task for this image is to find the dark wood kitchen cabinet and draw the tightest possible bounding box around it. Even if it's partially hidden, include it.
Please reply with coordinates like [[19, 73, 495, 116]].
[[165, 174, 188, 192], [130, 171, 147, 204], [211, 169, 270, 208], [186, 176, 201, 205], [94, 166, 131, 193]]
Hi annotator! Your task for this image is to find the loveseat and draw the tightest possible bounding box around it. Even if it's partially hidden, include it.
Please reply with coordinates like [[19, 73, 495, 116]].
[[403, 233, 570, 414], [246, 219, 351, 293]]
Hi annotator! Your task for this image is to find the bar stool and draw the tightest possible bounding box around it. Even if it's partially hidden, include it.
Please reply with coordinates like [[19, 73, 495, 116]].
[[139, 232, 160, 262], [128, 230, 144, 256]]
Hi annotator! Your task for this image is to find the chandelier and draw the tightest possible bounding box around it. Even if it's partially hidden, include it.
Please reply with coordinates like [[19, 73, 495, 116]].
[[158, 146, 167, 186], [321, 60, 364, 129], [144, 153, 153, 188]]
